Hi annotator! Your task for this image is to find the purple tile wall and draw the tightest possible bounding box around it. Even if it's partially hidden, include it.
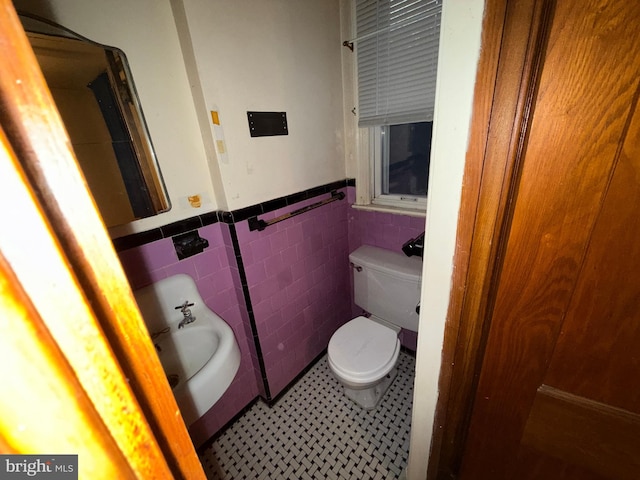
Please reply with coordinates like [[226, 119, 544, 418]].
[[117, 222, 260, 447], [346, 186, 425, 351], [235, 188, 352, 398], [114, 184, 426, 443]]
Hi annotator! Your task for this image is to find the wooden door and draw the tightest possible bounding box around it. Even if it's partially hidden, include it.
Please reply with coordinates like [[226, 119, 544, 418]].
[[0, 1, 206, 478], [456, 0, 640, 478]]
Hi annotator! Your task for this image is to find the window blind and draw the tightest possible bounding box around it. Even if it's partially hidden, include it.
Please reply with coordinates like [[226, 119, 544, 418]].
[[355, 0, 442, 127]]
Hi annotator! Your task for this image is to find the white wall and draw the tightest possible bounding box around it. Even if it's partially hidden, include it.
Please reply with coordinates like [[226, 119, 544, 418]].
[[181, 0, 346, 210], [407, 1, 485, 478], [14, 0, 218, 237], [17, 0, 347, 230]]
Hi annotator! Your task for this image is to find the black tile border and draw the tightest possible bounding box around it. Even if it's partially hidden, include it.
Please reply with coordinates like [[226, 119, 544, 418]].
[[228, 223, 272, 402], [112, 178, 354, 252], [261, 196, 288, 213], [112, 228, 164, 251], [199, 211, 219, 227], [161, 216, 203, 238], [225, 178, 351, 224], [111, 211, 218, 252], [229, 204, 263, 224]]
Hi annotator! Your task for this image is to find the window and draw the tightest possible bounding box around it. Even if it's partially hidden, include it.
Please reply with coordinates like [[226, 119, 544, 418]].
[[352, 0, 442, 209], [373, 122, 432, 205]]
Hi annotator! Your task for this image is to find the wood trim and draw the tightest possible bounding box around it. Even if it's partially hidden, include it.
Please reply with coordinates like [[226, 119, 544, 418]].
[[0, 120, 175, 476], [0, 2, 205, 478], [0, 248, 136, 479], [522, 385, 640, 480], [0, 124, 160, 477], [429, 0, 556, 477], [426, 1, 507, 475]]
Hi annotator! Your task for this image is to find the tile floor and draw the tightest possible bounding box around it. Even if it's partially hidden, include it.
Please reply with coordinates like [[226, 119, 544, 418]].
[[199, 351, 415, 479]]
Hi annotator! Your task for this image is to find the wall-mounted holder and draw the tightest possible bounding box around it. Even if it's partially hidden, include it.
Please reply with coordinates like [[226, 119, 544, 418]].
[[402, 232, 425, 258], [172, 230, 209, 260]]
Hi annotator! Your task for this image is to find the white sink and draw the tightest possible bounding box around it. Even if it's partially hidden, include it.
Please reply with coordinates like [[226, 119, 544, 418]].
[[134, 274, 241, 426], [155, 324, 219, 390]]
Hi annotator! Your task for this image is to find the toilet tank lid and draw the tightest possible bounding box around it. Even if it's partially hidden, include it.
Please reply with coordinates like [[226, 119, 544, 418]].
[[349, 245, 422, 281]]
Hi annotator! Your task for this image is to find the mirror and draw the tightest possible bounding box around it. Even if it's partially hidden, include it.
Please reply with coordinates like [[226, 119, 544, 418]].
[[21, 17, 170, 228]]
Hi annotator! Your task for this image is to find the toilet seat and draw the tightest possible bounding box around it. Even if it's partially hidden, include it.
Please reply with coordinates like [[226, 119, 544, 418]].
[[328, 316, 400, 384]]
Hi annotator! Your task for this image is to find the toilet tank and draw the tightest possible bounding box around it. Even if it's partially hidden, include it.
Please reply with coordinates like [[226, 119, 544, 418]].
[[350, 245, 423, 332]]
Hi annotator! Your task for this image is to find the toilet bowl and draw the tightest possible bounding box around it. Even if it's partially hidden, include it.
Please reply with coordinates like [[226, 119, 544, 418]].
[[327, 245, 422, 409], [328, 316, 401, 409]]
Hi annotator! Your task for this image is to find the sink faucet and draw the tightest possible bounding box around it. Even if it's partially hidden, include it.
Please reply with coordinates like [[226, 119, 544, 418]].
[[176, 301, 196, 329]]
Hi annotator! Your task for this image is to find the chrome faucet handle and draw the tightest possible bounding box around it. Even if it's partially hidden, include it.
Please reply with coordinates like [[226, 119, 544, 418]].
[[174, 301, 194, 314], [176, 301, 196, 329]]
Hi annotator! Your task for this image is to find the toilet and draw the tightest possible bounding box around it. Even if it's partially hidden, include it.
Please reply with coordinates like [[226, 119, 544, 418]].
[[328, 245, 422, 409]]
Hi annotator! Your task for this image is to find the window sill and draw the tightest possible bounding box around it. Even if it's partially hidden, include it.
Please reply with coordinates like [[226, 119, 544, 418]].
[[351, 202, 426, 218]]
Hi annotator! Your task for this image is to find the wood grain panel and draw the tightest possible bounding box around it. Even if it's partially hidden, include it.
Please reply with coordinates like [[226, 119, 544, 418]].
[[460, 0, 640, 477], [0, 251, 136, 479], [0, 126, 136, 477], [513, 445, 608, 480], [521, 385, 640, 480], [543, 81, 640, 411]]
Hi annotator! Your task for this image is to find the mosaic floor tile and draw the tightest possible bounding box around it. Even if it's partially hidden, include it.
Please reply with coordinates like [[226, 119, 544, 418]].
[[200, 352, 415, 479]]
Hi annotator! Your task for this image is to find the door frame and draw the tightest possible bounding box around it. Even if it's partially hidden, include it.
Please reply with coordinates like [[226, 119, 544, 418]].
[[427, 0, 555, 477]]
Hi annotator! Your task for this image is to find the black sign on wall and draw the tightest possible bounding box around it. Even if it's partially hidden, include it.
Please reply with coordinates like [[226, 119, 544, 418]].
[[247, 111, 288, 137]]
